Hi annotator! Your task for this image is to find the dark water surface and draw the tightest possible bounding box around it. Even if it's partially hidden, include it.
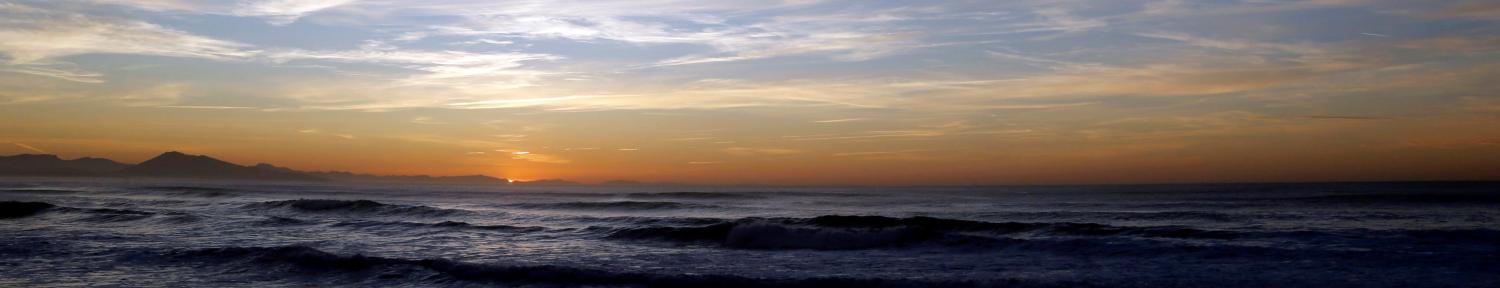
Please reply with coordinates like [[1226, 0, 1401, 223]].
[[2, 178, 1497, 287]]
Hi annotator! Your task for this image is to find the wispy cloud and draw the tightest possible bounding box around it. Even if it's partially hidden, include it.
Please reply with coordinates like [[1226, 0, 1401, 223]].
[[267, 46, 560, 93], [93, 0, 357, 25], [1301, 115, 1392, 121], [785, 121, 971, 141], [0, 3, 251, 83], [722, 147, 802, 156], [410, 116, 445, 125], [11, 142, 47, 153], [511, 152, 571, 164], [812, 118, 865, 123], [832, 149, 938, 161], [232, 0, 357, 25], [158, 105, 255, 109]]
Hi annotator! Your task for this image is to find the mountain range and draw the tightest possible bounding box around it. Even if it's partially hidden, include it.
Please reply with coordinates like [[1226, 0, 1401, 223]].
[[0, 151, 510, 185], [0, 154, 130, 176]]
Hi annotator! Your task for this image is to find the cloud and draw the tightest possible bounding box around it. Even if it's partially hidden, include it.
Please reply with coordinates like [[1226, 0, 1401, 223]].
[[0, 3, 251, 82], [1, 0, 1492, 118], [784, 121, 971, 141], [0, 63, 103, 83], [832, 149, 938, 161], [812, 118, 865, 123], [1395, 36, 1500, 53], [1301, 115, 1392, 121], [116, 83, 188, 106], [268, 46, 559, 92], [232, 0, 357, 25], [650, 32, 920, 67], [158, 105, 254, 109], [410, 116, 445, 125], [1462, 97, 1500, 113], [1422, 1, 1500, 21], [258, 46, 563, 110], [722, 147, 802, 156], [511, 152, 571, 164], [988, 102, 1097, 110], [408, 1, 927, 66], [92, 0, 356, 24], [12, 142, 47, 153]]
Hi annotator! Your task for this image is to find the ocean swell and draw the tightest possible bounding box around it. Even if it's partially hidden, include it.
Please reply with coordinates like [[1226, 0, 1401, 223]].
[[625, 192, 766, 199], [503, 201, 714, 210], [0, 201, 55, 218], [330, 220, 546, 233], [165, 245, 1018, 287], [246, 199, 466, 217], [607, 215, 1242, 250]]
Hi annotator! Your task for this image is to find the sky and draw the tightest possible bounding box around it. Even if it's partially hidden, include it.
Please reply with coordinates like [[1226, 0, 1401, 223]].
[[0, 0, 1497, 185]]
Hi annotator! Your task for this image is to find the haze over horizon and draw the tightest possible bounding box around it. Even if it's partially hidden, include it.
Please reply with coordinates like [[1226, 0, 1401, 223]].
[[2, 0, 1498, 185]]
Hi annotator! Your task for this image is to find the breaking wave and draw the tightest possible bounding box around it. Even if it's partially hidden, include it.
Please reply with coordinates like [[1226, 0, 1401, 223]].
[[503, 201, 715, 210], [57, 207, 158, 223], [255, 216, 314, 226], [245, 199, 466, 217], [140, 186, 240, 197], [0, 201, 55, 218], [0, 188, 82, 195], [164, 245, 1015, 287], [625, 192, 766, 199], [1284, 193, 1500, 205], [330, 220, 546, 233], [606, 215, 1244, 250]]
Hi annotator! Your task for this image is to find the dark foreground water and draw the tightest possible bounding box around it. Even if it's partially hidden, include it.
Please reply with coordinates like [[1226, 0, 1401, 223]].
[[1, 178, 1496, 287]]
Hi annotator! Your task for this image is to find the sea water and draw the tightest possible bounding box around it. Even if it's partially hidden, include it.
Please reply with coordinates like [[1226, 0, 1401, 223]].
[[1, 178, 1496, 287]]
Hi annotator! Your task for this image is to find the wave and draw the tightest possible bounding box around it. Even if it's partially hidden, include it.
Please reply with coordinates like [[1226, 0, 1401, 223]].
[[255, 216, 314, 226], [519, 215, 728, 226], [57, 207, 158, 222], [795, 215, 1238, 239], [140, 186, 240, 197], [1284, 193, 1500, 205], [165, 245, 1012, 287], [245, 199, 466, 217], [0, 182, 37, 188], [606, 215, 1241, 250], [142, 185, 237, 192], [0, 201, 169, 222], [503, 201, 714, 210], [156, 212, 203, 224], [625, 192, 766, 199], [1383, 229, 1500, 248], [974, 211, 1304, 223], [330, 220, 546, 233], [0, 188, 82, 195], [0, 201, 55, 218]]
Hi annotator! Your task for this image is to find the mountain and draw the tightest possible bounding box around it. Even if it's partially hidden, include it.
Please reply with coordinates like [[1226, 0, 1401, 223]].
[[0, 154, 130, 176], [306, 171, 510, 185], [514, 179, 583, 186], [68, 157, 132, 173], [116, 151, 326, 181], [2, 151, 509, 185]]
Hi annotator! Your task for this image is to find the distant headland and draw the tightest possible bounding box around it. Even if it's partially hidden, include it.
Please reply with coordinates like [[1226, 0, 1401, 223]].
[[0, 151, 516, 185]]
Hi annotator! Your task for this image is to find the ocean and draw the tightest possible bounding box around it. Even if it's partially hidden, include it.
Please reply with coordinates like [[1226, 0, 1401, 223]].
[[1, 178, 1496, 287]]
